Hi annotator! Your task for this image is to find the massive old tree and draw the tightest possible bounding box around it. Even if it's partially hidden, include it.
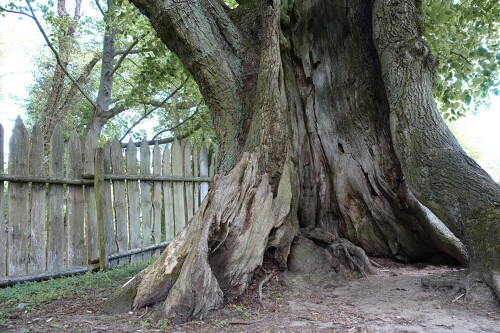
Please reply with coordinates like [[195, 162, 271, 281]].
[[105, 0, 500, 322]]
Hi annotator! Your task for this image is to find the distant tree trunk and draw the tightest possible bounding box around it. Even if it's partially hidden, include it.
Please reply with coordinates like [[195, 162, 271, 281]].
[[103, 0, 500, 322], [38, 0, 126, 151], [82, 0, 118, 148], [41, 0, 84, 147]]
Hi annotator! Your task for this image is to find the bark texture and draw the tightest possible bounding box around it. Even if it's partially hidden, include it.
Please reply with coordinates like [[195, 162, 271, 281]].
[[104, 153, 294, 322], [373, 0, 500, 297], [105, 0, 499, 321]]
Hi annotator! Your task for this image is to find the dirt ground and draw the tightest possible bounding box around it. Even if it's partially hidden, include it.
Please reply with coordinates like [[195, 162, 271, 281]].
[[1, 258, 499, 333]]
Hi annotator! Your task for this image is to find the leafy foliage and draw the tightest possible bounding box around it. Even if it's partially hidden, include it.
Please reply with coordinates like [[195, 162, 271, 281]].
[[422, 0, 499, 120], [1, 0, 214, 145]]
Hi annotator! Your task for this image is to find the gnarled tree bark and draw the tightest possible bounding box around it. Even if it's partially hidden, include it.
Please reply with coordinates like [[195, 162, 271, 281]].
[[104, 0, 499, 321], [373, 0, 500, 298]]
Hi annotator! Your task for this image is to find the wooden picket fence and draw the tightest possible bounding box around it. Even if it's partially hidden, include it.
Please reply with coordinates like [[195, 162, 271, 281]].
[[0, 118, 215, 281]]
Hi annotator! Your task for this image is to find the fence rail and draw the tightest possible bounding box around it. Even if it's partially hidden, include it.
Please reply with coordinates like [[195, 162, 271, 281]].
[[0, 119, 215, 280]]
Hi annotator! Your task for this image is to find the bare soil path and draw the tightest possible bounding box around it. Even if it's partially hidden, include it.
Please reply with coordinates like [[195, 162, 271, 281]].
[[2, 259, 499, 332]]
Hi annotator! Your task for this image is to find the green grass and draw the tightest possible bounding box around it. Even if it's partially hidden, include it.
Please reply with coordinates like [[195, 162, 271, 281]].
[[0, 262, 148, 322]]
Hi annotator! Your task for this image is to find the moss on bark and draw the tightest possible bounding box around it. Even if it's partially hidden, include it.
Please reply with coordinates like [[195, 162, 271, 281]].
[[467, 205, 500, 273]]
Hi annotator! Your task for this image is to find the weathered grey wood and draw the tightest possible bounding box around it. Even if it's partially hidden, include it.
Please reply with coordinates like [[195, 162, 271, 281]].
[[193, 146, 200, 214], [102, 143, 115, 266], [0, 265, 97, 288], [47, 124, 65, 272], [84, 130, 98, 260], [102, 175, 211, 182], [162, 145, 175, 241], [0, 123, 6, 277], [29, 123, 47, 274], [183, 141, 194, 222], [0, 174, 209, 183], [95, 148, 109, 271], [126, 138, 141, 263], [199, 145, 209, 202], [0, 174, 93, 185], [66, 131, 85, 268], [152, 142, 162, 256], [172, 139, 186, 234], [209, 148, 216, 177], [140, 139, 152, 261], [110, 138, 129, 265], [7, 117, 31, 276], [90, 241, 170, 263]]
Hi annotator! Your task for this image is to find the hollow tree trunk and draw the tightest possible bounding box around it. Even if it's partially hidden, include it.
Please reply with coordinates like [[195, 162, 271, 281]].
[[104, 0, 498, 321]]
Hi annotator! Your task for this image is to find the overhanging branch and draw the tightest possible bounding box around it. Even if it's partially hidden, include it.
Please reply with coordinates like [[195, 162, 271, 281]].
[[120, 123, 202, 148], [111, 35, 146, 76], [151, 101, 202, 140], [0, 6, 34, 18], [24, 0, 100, 111], [119, 80, 187, 142]]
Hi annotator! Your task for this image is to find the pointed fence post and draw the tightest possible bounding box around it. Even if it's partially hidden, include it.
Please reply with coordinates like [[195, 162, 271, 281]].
[[84, 130, 98, 260], [172, 139, 186, 234], [47, 124, 65, 272], [152, 142, 162, 256], [95, 147, 109, 271], [0, 123, 6, 277], [140, 139, 152, 261], [7, 117, 30, 276], [200, 145, 209, 202], [110, 138, 128, 265], [192, 145, 200, 214], [66, 131, 85, 267], [29, 123, 47, 274], [162, 145, 175, 241], [102, 143, 114, 265], [126, 139, 141, 263], [183, 141, 194, 222]]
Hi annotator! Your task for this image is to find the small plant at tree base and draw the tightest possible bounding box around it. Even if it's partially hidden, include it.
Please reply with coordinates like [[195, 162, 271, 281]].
[[157, 318, 174, 331], [210, 319, 230, 328], [233, 304, 252, 319]]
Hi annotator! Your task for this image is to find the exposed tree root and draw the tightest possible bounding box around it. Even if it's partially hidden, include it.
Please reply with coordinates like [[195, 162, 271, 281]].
[[330, 238, 378, 276], [421, 272, 466, 294], [301, 226, 377, 277], [421, 268, 500, 306], [483, 270, 500, 301], [103, 153, 294, 323], [258, 274, 273, 307]]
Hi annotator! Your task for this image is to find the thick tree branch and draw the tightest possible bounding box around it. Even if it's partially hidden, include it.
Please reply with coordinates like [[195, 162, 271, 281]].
[[115, 48, 152, 55], [111, 37, 144, 76], [57, 56, 100, 117], [74, 0, 83, 20], [24, 0, 100, 111], [95, 0, 105, 16], [130, 0, 243, 171], [0, 6, 34, 18], [119, 81, 186, 142], [151, 103, 201, 141], [119, 123, 202, 148]]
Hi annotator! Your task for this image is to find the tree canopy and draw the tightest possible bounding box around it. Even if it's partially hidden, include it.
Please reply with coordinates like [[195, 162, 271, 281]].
[[1, 0, 214, 146], [422, 0, 499, 120], [1, 0, 498, 139]]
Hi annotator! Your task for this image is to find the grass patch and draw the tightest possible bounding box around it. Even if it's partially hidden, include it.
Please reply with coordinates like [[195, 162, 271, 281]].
[[0, 262, 148, 321]]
